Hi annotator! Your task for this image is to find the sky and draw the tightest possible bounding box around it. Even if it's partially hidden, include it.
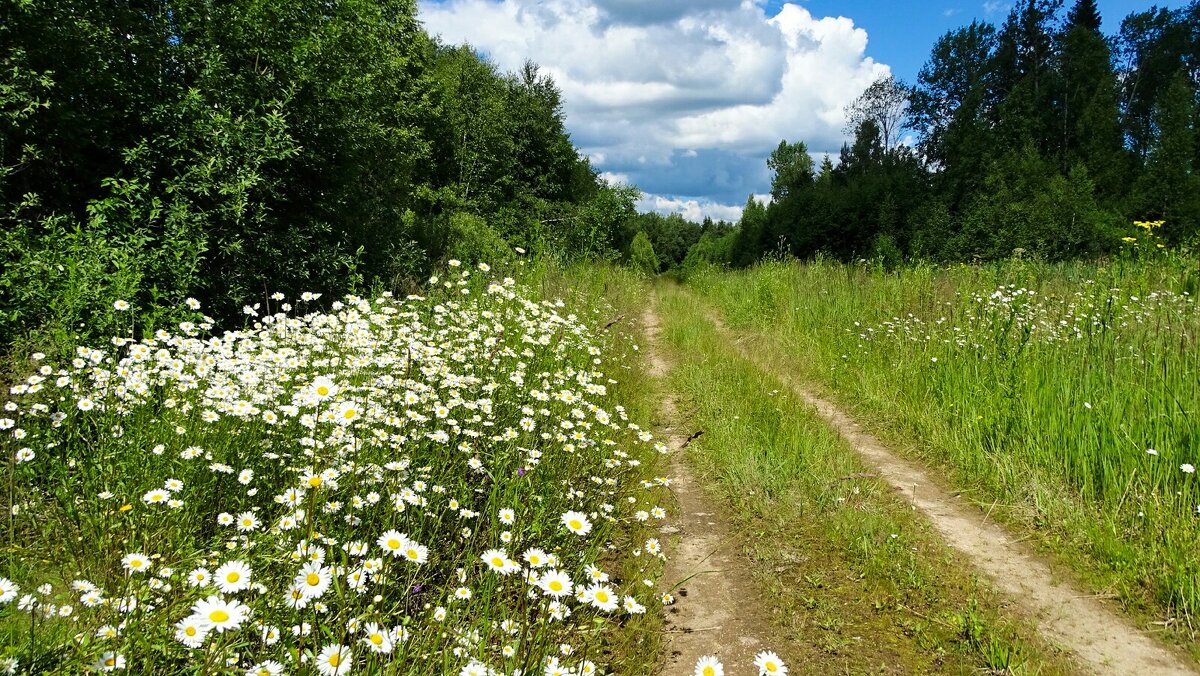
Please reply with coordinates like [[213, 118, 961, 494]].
[[417, 0, 1188, 222]]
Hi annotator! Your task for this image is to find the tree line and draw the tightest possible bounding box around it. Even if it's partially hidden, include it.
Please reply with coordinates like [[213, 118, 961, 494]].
[[673, 0, 1200, 271], [0, 0, 636, 349]]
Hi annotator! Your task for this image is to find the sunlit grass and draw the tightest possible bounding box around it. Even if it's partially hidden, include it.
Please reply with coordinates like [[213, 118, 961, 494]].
[[688, 253, 1200, 639]]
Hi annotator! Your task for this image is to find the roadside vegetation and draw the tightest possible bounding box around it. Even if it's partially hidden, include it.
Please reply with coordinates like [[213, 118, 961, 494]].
[[686, 250, 1200, 658], [0, 261, 670, 674], [651, 284, 1075, 674]]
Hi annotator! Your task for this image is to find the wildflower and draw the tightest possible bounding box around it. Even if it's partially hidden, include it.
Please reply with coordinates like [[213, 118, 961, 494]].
[[121, 553, 151, 574], [498, 508, 515, 525], [311, 376, 337, 400], [315, 644, 352, 675], [214, 560, 252, 594], [695, 656, 724, 676], [754, 651, 788, 674], [94, 651, 125, 671], [246, 661, 285, 676], [113, 300, 130, 311], [1183, 464, 1196, 474], [561, 510, 592, 535], [295, 562, 332, 599], [539, 570, 573, 598], [359, 621, 394, 654], [0, 578, 18, 604], [187, 567, 211, 588], [586, 584, 618, 612], [190, 595, 248, 633], [236, 512, 260, 532], [174, 616, 210, 648]]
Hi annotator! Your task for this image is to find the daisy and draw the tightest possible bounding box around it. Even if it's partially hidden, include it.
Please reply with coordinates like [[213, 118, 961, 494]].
[[403, 539, 428, 565], [523, 548, 549, 568], [377, 530, 407, 557], [187, 567, 211, 588], [361, 622, 394, 654], [93, 651, 125, 672], [121, 553, 151, 574], [754, 651, 788, 674], [295, 562, 332, 599], [539, 570, 573, 598], [586, 584, 618, 612], [191, 595, 248, 633], [174, 616, 210, 648], [214, 560, 252, 594], [0, 578, 18, 604], [245, 661, 285, 676], [315, 644, 352, 676], [310, 376, 337, 400], [561, 511, 592, 535], [236, 512, 260, 532], [498, 508, 515, 525]]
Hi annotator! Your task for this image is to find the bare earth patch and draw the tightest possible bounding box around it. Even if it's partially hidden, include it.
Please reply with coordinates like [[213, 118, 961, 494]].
[[642, 303, 778, 674], [710, 310, 1198, 676]]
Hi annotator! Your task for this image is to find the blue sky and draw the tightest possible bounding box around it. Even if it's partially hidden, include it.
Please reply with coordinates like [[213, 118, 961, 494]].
[[419, 0, 1186, 222]]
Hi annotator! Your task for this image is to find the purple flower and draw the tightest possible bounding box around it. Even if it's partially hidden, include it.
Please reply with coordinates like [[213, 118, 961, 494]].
[[516, 467, 526, 477]]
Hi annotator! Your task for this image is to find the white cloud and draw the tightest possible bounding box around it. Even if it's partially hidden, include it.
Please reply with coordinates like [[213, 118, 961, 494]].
[[418, 0, 889, 213], [637, 194, 745, 223]]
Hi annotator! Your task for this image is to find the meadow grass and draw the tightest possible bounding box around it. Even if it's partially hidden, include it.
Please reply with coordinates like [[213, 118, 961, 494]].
[[0, 261, 668, 675], [687, 253, 1200, 652], [652, 283, 1072, 674]]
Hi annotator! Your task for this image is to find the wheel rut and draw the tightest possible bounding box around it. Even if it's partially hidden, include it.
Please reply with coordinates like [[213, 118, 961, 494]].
[[702, 303, 1197, 676], [642, 300, 777, 674]]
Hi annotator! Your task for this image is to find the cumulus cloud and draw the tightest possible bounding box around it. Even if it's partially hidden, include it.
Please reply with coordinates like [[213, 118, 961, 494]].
[[637, 194, 746, 223], [419, 0, 889, 218]]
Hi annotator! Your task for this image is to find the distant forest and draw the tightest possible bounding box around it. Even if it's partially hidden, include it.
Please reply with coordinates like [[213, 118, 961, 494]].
[[643, 0, 1200, 273], [0, 0, 640, 348]]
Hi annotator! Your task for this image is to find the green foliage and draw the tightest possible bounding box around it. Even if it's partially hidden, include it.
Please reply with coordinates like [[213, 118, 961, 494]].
[[0, 0, 631, 353], [627, 231, 660, 276], [445, 212, 516, 267]]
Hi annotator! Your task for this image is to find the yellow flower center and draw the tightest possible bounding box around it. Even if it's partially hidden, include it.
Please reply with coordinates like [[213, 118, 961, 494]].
[[765, 664, 778, 673], [369, 633, 383, 645], [328, 654, 341, 667], [105, 658, 116, 667], [703, 668, 715, 676], [491, 557, 504, 567], [226, 572, 240, 583], [316, 386, 329, 396], [185, 626, 197, 637], [210, 610, 230, 623], [595, 591, 608, 602], [307, 573, 321, 586], [549, 580, 563, 592], [568, 519, 581, 530], [387, 538, 400, 550], [308, 476, 322, 488]]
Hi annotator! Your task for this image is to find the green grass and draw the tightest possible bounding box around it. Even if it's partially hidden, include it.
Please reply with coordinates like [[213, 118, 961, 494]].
[[687, 253, 1200, 655], [652, 283, 1072, 674]]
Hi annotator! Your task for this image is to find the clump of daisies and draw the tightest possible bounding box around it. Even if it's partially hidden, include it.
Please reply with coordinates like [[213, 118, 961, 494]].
[[0, 263, 669, 674]]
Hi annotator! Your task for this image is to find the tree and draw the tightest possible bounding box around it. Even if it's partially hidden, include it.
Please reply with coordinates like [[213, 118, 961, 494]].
[[907, 21, 997, 206], [1066, 0, 1101, 32], [845, 75, 909, 150], [628, 231, 660, 275], [767, 140, 814, 201]]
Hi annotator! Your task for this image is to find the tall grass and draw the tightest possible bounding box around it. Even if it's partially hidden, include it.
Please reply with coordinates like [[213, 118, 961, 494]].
[[0, 261, 666, 674], [688, 253, 1200, 630]]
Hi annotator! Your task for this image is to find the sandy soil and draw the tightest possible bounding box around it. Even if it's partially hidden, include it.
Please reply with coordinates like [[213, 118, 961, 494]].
[[642, 303, 778, 675]]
